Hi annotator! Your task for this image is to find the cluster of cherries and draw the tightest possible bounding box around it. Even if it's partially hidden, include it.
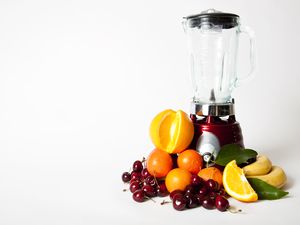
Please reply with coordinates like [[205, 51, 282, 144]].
[[122, 160, 169, 202], [122, 159, 230, 212], [169, 176, 229, 211]]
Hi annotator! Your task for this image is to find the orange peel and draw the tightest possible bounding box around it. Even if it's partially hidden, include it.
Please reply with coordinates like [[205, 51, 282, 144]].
[[149, 109, 194, 154]]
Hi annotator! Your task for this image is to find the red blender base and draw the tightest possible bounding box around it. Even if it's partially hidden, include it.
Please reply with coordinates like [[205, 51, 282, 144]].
[[189, 114, 244, 162]]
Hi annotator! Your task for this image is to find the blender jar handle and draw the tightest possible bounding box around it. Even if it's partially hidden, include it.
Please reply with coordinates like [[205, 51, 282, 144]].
[[235, 25, 256, 87]]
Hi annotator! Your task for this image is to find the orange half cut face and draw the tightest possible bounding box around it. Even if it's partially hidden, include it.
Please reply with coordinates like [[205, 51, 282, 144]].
[[223, 160, 258, 202], [149, 109, 194, 154]]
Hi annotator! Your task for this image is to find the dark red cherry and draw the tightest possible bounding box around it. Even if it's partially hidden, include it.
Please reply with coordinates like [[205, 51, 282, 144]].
[[205, 179, 220, 192], [199, 186, 208, 195], [130, 181, 141, 193], [122, 172, 131, 182], [191, 174, 204, 190], [170, 190, 184, 200], [215, 195, 230, 212], [143, 175, 157, 187], [131, 171, 142, 180], [133, 190, 145, 202], [186, 195, 198, 209], [172, 195, 187, 211], [202, 197, 215, 210], [142, 185, 157, 197], [141, 168, 150, 178], [194, 193, 206, 206], [133, 160, 143, 173], [156, 182, 169, 197], [185, 184, 196, 195]]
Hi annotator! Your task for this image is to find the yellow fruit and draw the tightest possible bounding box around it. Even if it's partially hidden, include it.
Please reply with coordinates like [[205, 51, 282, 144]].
[[223, 160, 258, 202], [243, 155, 272, 176], [246, 166, 287, 188], [149, 109, 194, 154], [165, 168, 192, 193]]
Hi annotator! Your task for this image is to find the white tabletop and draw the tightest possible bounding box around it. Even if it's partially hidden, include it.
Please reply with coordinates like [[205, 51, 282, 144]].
[[0, 0, 300, 224]]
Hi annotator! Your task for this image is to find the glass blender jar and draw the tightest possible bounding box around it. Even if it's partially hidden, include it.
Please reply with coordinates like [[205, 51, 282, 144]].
[[183, 9, 255, 164]]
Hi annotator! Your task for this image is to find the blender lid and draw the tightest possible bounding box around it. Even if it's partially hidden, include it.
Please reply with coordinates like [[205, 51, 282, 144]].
[[184, 9, 239, 29]]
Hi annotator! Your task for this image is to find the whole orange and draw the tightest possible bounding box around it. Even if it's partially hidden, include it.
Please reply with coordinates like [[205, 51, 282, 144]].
[[146, 148, 173, 178], [198, 167, 223, 186], [177, 149, 203, 174], [165, 168, 192, 193]]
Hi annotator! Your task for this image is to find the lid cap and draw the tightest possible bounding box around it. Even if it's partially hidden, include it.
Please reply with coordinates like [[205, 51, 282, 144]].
[[184, 9, 239, 29]]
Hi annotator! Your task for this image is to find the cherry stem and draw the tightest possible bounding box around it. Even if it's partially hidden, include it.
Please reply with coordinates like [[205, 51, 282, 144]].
[[153, 172, 159, 186], [145, 196, 156, 203], [160, 200, 171, 205], [142, 157, 146, 168]]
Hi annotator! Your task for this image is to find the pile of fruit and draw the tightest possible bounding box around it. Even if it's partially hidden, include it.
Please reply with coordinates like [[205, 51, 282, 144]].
[[122, 109, 289, 212]]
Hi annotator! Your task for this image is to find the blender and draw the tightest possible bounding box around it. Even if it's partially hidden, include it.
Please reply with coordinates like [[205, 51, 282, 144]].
[[183, 9, 255, 165]]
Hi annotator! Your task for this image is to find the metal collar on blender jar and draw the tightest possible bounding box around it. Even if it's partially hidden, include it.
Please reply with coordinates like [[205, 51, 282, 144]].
[[191, 101, 235, 117], [183, 9, 239, 29]]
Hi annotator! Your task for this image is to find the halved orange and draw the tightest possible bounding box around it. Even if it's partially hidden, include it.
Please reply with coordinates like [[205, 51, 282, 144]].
[[223, 160, 258, 202], [149, 109, 194, 154]]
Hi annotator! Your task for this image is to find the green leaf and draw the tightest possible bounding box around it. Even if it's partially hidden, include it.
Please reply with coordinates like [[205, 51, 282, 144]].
[[248, 178, 289, 200], [215, 144, 257, 166]]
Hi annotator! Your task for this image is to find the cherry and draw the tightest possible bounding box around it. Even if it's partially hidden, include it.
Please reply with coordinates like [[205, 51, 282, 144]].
[[198, 186, 208, 195], [130, 178, 141, 184], [131, 171, 142, 180], [170, 190, 184, 200], [218, 188, 226, 196], [130, 181, 141, 193], [133, 190, 145, 202], [142, 185, 157, 197], [133, 160, 143, 173], [205, 179, 220, 192], [184, 191, 194, 200], [141, 168, 150, 178], [194, 193, 205, 206], [157, 182, 169, 197], [143, 175, 157, 187], [209, 191, 218, 200], [186, 195, 198, 209], [215, 195, 229, 212], [191, 174, 204, 189], [172, 195, 187, 211], [184, 184, 196, 195], [122, 172, 131, 183], [202, 197, 215, 209]]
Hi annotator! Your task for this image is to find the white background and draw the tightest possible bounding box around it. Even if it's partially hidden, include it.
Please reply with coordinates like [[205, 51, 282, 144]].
[[0, 0, 300, 224]]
